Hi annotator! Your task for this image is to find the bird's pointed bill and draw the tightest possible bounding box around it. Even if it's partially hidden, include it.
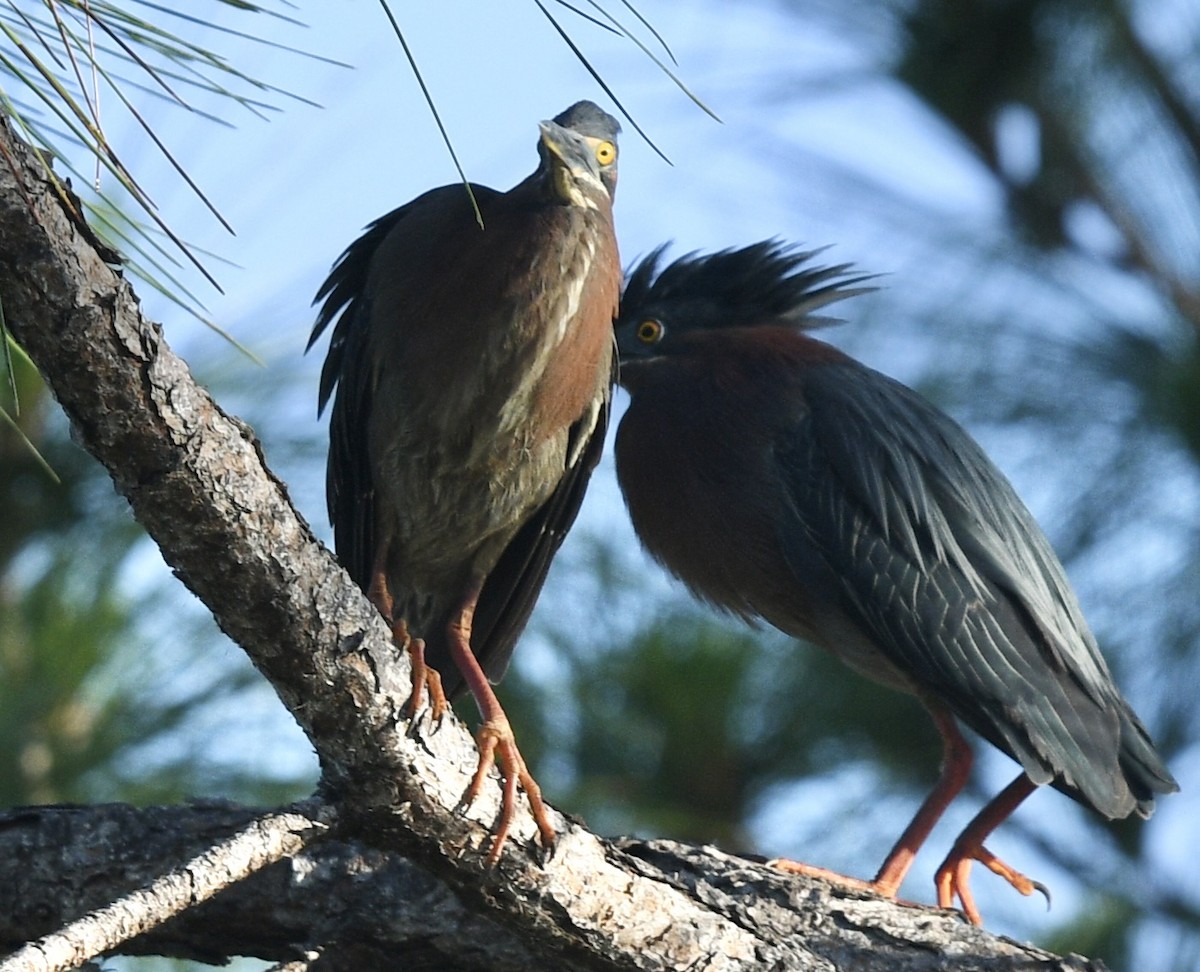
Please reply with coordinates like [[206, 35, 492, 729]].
[[539, 121, 605, 205]]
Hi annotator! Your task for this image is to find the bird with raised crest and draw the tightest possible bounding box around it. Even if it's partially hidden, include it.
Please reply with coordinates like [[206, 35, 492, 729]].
[[612, 241, 1177, 923]]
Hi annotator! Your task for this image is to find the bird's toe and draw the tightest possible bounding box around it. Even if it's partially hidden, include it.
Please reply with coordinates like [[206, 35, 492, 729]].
[[460, 717, 556, 867]]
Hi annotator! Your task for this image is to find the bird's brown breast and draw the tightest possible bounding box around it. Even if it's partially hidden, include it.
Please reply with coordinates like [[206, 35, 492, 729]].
[[365, 190, 616, 601], [616, 343, 819, 636]]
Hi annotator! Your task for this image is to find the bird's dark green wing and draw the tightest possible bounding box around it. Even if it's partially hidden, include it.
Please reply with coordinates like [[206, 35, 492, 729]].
[[774, 360, 1166, 817], [308, 188, 495, 588], [309, 207, 406, 589], [466, 381, 613, 691]]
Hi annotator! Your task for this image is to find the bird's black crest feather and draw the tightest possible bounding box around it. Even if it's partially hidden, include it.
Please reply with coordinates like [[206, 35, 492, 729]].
[[620, 240, 877, 331]]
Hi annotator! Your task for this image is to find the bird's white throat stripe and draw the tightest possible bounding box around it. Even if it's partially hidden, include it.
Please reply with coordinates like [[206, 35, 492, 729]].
[[495, 237, 598, 434], [558, 237, 595, 341], [566, 170, 605, 209]]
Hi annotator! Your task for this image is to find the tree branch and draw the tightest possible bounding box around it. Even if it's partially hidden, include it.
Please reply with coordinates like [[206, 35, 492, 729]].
[[0, 804, 330, 972], [0, 803, 537, 971], [0, 803, 1103, 972], [0, 113, 1104, 970]]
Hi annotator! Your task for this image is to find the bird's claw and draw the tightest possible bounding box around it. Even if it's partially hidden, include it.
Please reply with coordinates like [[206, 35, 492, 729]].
[[395, 621, 448, 727], [533, 830, 558, 866], [405, 704, 445, 739], [459, 716, 556, 867], [935, 841, 1048, 925]]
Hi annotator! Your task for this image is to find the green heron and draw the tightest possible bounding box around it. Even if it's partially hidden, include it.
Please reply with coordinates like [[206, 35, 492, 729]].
[[308, 101, 621, 863], [613, 242, 1177, 923]]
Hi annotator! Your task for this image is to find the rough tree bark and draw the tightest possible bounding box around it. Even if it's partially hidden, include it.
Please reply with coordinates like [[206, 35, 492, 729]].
[[0, 114, 1106, 971]]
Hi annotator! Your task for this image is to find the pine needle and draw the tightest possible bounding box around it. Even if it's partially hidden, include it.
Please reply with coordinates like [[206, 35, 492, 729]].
[[376, 0, 484, 230], [533, 0, 671, 164]]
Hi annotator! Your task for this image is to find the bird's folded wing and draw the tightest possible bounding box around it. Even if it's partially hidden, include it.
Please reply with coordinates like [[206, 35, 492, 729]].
[[773, 361, 1134, 816], [470, 389, 612, 686], [307, 188, 497, 589]]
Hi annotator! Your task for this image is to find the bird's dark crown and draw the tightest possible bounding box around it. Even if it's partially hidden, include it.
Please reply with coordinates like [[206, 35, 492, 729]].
[[617, 241, 876, 343], [553, 100, 621, 141]]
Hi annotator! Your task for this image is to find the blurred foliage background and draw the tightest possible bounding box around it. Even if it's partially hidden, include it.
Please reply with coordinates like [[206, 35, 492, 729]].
[[2, 1, 1198, 970]]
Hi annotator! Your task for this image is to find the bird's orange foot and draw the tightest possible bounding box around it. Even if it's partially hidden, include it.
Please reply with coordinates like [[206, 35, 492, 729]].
[[394, 620, 448, 724], [771, 859, 910, 901], [935, 843, 1049, 925], [460, 715, 556, 866]]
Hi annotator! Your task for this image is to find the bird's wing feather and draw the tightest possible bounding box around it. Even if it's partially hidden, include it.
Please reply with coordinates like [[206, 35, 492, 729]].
[[310, 207, 408, 587], [324, 307, 376, 588], [469, 376, 613, 687], [775, 361, 1135, 815], [308, 187, 498, 588]]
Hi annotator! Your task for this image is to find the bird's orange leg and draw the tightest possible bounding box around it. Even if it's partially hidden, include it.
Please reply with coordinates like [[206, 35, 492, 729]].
[[935, 773, 1043, 925], [773, 704, 972, 902], [871, 705, 974, 896], [368, 561, 447, 722], [446, 573, 555, 865]]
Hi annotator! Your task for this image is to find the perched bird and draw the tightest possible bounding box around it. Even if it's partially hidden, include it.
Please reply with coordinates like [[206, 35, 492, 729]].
[[308, 101, 621, 863], [613, 242, 1177, 923]]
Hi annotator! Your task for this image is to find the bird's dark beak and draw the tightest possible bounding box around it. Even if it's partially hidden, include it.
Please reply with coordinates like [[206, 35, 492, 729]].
[[538, 121, 594, 204]]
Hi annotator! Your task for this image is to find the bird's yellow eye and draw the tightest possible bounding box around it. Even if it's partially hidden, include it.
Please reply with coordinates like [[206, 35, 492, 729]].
[[595, 140, 616, 165], [636, 319, 663, 344]]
